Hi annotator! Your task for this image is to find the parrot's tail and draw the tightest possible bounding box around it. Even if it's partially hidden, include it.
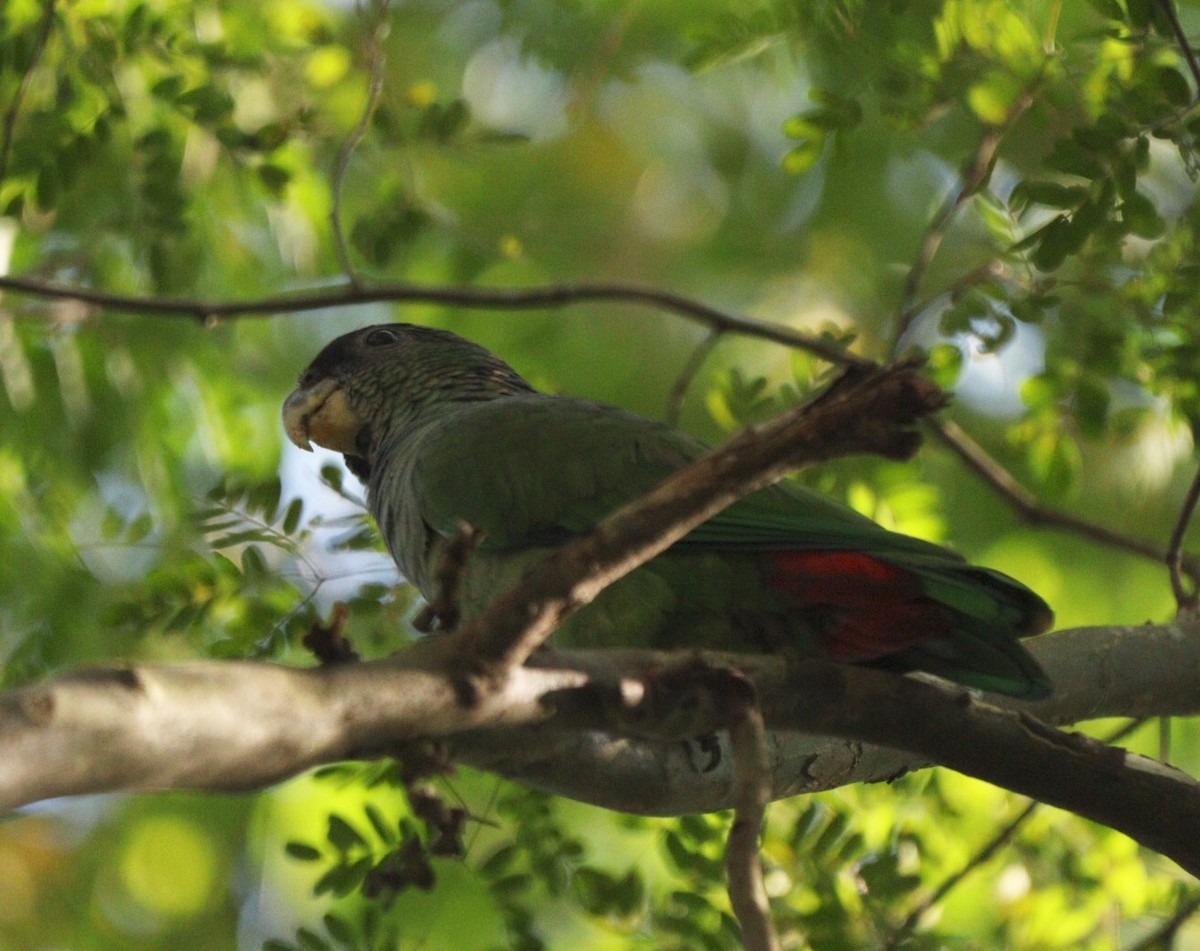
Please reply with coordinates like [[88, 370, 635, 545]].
[[767, 551, 1053, 699]]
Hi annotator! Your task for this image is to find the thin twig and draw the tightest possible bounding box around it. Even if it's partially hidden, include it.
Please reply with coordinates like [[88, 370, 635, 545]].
[[1155, 0, 1200, 100], [929, 418, 1200, 583], [0, 272, 869, 367], [330, 0, 392, 286], [1127, 890, 1200, 951], [891, 800, 1039, 946], [887, 718, 1148, 946], [1166, 464, 1200, 610], [666, 329, 722, 426], [891, 87, 1037, 352], [894, 259, 1008, 352], [0, 0, 56, 188], [725, 679, 781, 951]]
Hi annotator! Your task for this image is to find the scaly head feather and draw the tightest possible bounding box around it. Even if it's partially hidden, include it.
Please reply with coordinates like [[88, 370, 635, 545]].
[[282, 323, 534, 479]]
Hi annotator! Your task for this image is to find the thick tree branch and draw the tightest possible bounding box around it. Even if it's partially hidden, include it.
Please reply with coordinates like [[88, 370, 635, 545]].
[[763, 660, 1200, 875], [3, 625, 1200, 872], [455, 620, 1200, 810]]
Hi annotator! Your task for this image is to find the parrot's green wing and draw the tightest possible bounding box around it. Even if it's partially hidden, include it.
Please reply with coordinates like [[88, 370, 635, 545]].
[[411, 396, 706, 546], [407, 394, 1051, 698], [411, 395, 974, 563]]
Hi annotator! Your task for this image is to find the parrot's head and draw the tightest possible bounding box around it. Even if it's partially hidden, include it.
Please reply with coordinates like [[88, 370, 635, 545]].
[[283, 323, 533, 479]]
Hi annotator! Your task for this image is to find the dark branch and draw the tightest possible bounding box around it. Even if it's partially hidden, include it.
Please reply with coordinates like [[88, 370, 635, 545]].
[[930, 418, 1200, 583], [1155, 0, 1200, 100], [0, 0, 56, 188], [757, 658, 1200, 876], [891, 86, 1037, 350], [886, 717, 1148, 946], [724, 677, 781, 951], [0, 273, 868, 368], [329, 0, 392, 285], [1127, 889, 1200, 951], [666, 328, 723, 426], [1168, 464, 1200, 610]]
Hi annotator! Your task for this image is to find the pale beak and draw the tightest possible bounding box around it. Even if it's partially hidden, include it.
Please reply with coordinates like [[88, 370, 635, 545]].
[[282, 377, 363, 454]]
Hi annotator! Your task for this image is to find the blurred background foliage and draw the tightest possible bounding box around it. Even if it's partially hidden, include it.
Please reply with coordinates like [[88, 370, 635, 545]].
[[3, 0, 1200, 947]]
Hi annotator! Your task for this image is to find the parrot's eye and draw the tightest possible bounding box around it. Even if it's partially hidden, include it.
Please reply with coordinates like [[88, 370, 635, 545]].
[[363, 328, 401, 348]]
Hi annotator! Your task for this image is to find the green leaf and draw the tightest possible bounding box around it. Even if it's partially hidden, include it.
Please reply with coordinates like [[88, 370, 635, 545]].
[[1046, 138, 1103, 178], [490, 872, 534, 897], [967, 71, 1023, 124], [101, 507, 126, 541], [284, 841, 323, 862], [1074, 375, 1111, 437], [782, 136, 825, 175], [177, 84, 235, 122], [151, 75, 185, 101], [319, 465, 343, 492], [1011, 294, 1055, 324], [313, 859, 371, 898], [812, 812, 850, 858], [211, 530, 271, 548], [258, 164, 291, 197], [282, 497, 304, 534], [126, 513, 154, 543], [1028, 428, 1081, 494], [1126, 0, 1155, 28], [975, 189, 1016, 243], [925, 344, 964, 390], [783, 96, 861, 136], [480, 843, 518, 877], [1011, 180, 1088, 210], [1020, 373, 1060, 410], [1084, 0, 1124, 18], [1030, 215, 1075, 271], [241, 545, 266, 577], [322, 913, 355, 946], [362, 803, 396, 844], [295, 927, 332, 951], [326, 814, 367, 852], [1121, 191, 1164, 238]]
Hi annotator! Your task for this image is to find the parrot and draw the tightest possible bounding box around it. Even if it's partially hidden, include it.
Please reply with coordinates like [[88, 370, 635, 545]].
[[282, 323, 1052, 698]]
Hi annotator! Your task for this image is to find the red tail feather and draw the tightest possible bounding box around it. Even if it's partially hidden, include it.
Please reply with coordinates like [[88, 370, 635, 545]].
[[768, 551, 951, 661]]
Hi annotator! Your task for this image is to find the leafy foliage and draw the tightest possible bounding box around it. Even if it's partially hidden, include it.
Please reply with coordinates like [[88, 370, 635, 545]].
[[2, 0, 1200, 948]]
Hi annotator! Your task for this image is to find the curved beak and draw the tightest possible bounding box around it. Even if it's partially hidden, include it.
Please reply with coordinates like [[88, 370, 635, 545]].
[[282, 377, 364, 454]]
